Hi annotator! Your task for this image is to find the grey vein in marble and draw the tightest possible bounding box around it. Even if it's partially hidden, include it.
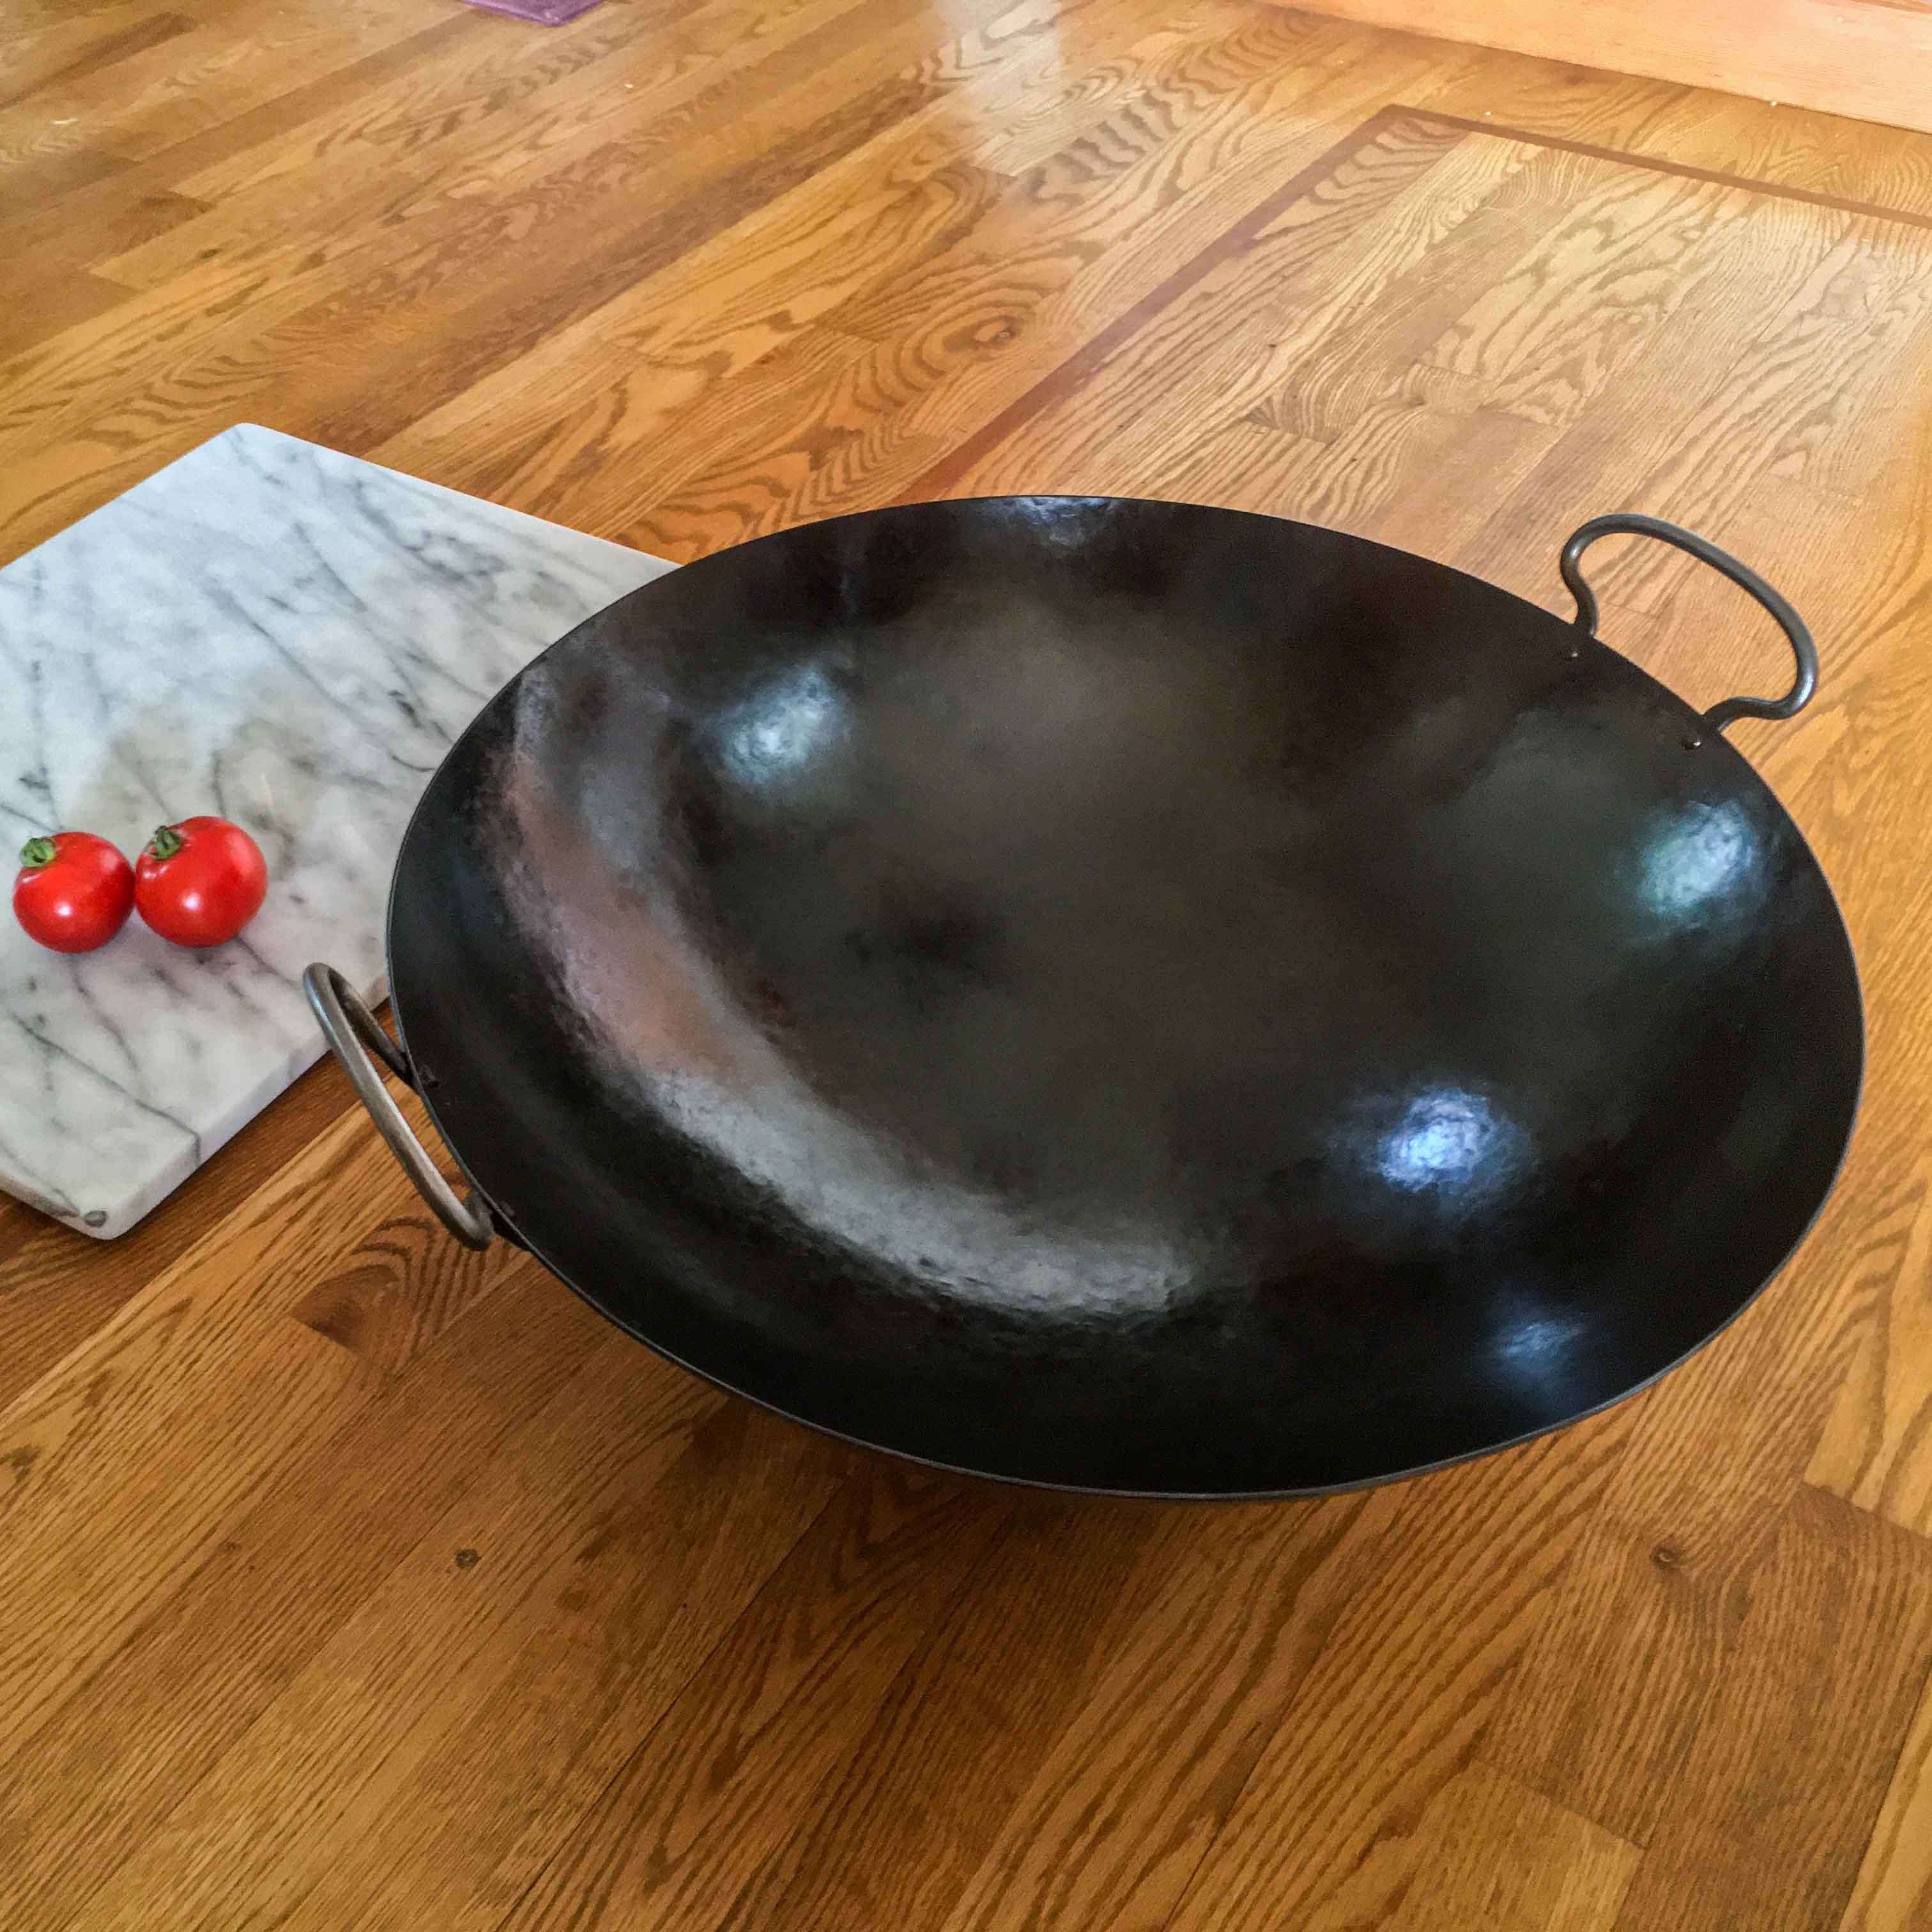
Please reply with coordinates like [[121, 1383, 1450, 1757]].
[[0, 423, 670, 1238]]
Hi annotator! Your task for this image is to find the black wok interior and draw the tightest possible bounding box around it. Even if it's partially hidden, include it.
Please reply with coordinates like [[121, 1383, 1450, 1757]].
[[388, 496, 1862, 1494]]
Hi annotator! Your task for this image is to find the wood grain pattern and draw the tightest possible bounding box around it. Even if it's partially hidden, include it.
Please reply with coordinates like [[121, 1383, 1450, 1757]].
[[1164, 1414, 1635, 1932], [52, 1340, 732, 1932], [6, 4, 1932, 1928], [0, 1055, 356, 1412], [1841, 1669, 1932, 1932], [1609, 1484, 1932, 1931], [0, 10, 195, 115], [1264, 0, 1932, 137], [1411, 64, 1932, 220], [281, 1404, 845, 1932], [1388, 1764, 1641, 1931], [0, 1264, 613, 1924], [933, 1494, 1381, 1932], [1478, 1090, 1925, 1844], [1811, 1173, 1932, 1537], [744, 1495, 1164, 1931], [485, 1469, 1013, 1932], [1412, 167, 1734, 428]]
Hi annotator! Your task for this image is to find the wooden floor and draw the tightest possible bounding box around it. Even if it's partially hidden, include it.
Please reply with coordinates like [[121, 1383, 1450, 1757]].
[[6, 1, 1932, 1927], [1264, 0, 1932, 137]]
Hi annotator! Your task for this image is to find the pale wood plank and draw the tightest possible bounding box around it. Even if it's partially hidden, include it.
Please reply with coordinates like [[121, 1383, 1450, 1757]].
[[372, 0, 1244, 494], [1839, 1669, 1932, 1932], [0, 0, 436, 168], [0, 1110, 434, 1755], [1266, 0, 1932, 136], [1412, 165, 1744, 429], [1409, 47, 1932, 218], [0, 1261, 610, 1927], [618, 42, 1475, 553], [466, 1469, 1016, 1932], [1610, 1485, 1932, 1931], [275, 1407, 857, 1932], [51, 1337, 734, 1932], [1159, 1410, 1635, 1932], [931, 1492, 1381, 1932], [1393, 1765, 1641, 1932], [0, 8, 194, 114], [96, 0, 881, 289]]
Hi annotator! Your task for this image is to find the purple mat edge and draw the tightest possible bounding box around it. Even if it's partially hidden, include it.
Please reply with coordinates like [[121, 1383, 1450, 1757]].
[[461, 0, 604, 24]]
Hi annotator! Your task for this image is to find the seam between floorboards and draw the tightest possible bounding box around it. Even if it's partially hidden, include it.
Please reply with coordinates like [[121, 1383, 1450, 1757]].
[[1415, 107, 1932, 230], [901, 97, 1932, 500], [900, 102, 1427, 498]]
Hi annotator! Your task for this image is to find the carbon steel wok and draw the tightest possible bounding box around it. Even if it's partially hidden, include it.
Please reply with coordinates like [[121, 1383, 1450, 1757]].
[[308, 501, 1862, 1496]]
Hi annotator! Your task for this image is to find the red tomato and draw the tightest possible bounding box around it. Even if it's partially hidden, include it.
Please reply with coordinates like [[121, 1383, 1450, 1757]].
[[135, 816, 269, 948], [13, 832, 135, 954]]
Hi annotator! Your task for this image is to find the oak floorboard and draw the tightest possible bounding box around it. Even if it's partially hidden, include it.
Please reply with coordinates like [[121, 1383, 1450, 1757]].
[[929, 1492, 1383, 1932], [0, 8, 195, 116], [0, 1053, 356, 1410], [1160, 1412, 1635, 1932], [0, 1264, 611, 1928], [1608, 1485, 1932, 1931], [47, 1339, 733, 1932], [277, 1406, 851, 1932], [366, 0, 1223, 491], [1839, 1666, 1932, 1932], [1390, 1764, 1641, 1932], [472, 1468, 1015, 1932]]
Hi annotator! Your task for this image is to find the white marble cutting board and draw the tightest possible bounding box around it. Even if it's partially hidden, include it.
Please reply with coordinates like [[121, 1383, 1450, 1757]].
[[0, 424, 671, 1238]]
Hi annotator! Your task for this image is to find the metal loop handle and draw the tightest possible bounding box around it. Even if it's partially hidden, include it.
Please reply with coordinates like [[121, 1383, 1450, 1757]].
[[1559, 513, 1819, 733], [303, 964, 495, 1250]]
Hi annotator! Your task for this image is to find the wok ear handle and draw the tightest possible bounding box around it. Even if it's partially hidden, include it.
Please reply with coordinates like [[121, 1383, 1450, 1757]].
[[303, 964, 498, 1250], [1558, 513, 1818, 734]]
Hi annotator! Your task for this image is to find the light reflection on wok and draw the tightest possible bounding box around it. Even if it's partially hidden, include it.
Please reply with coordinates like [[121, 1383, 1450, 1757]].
[[1643, 801, 1758, 923], [1377, 1087, 1519, 1197]]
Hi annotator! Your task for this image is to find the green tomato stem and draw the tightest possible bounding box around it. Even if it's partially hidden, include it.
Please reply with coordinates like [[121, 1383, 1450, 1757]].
[[146, 823, 185, 862], [19, 836, 56, 869]]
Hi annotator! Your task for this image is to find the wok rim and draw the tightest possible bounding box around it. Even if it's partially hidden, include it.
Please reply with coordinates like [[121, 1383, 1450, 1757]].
[[383, 494, 1869, 1499]]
